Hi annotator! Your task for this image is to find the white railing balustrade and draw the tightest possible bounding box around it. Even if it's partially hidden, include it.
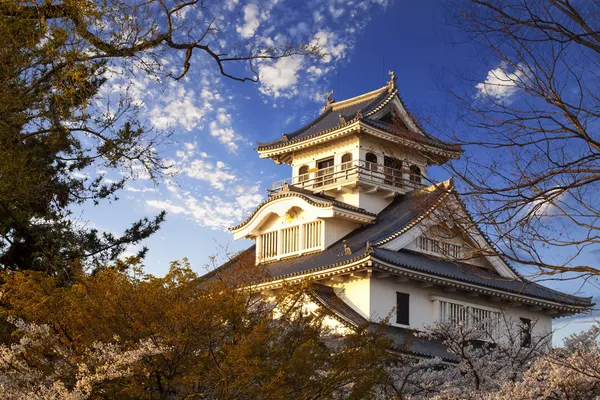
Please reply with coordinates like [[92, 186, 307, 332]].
[[272, 159, 424, 192]]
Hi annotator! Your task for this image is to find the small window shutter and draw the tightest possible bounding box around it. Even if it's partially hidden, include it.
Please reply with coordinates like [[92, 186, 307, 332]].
[[396, 292, 410, 325]]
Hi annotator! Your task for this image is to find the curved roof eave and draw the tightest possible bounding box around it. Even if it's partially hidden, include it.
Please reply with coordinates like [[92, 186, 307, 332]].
[[229, 190, 376, 233]]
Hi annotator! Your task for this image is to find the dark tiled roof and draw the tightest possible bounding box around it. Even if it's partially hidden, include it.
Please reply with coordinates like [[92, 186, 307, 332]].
[[256, 86, 462, 159], [209, 183, 592, 309], [257, 88, 390, 150], [253, 187, 448, 280], [217, 185, 454, 281], [377, 325, 458, 362], [309, 284, 368, 328], [371, 248, 593, 307], [361, 118, 460, 152], [230, 185, 375, 232]]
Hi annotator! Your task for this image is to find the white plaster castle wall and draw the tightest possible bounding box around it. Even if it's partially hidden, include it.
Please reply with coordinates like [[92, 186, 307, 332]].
[[333, 278, 371, 319], [323, 218, 359, 248], [301, 297, 350, 335], [356, 193, 393, 215], [369, 278, 435, 328], [367, 278, 553, 337], [358, 135, 429, 182], [292, 135, 360, 176]]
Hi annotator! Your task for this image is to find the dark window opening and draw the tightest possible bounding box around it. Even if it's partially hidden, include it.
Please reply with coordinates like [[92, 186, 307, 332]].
[[384, 156, 403, 187], [520, 318, 532, 348], [365, 152, 378, 171], [380, 112, 394, 124], [409, 165, 422, 184], [396, 292, 410, 325]]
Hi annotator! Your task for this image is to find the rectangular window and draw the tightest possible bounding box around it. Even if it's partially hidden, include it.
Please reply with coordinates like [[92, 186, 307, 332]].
[[315, 157, 335, 187], [520, 318, 532, 348], [304, 220, 323, 250], [259, 231, 278, 261], [281, 226, 299, 255], [438, 299, 501, 339], [396, 292, 410, 325], [384, 156, 403, 187]]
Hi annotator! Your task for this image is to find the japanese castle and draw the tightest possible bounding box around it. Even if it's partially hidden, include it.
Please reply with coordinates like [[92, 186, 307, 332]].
[[208, 72, 592, 359]]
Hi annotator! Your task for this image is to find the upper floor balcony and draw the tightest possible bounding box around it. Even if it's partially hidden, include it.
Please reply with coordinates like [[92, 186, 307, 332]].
[[272, 159, 425, 195]]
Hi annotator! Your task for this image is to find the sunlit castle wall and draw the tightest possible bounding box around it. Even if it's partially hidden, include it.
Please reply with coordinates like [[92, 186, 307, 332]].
[[330, 275, 553, 339]]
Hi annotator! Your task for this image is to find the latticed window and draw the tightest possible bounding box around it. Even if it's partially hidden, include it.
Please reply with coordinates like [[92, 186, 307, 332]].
[[438, 299, 501, 339], [298, 165, 309, 184], [281, 226, 299, 255], [409, 165, 422, 184], [365, 152, 378, 170], [259, 231, 278, 261], [417, 236, 462, 258], [341, 153, 353, 169], [304, 220, 322, 250], [257, 220, 323, 262]]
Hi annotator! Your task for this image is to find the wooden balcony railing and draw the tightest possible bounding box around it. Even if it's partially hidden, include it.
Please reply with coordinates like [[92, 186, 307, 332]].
[[272, 160, 425, 192]]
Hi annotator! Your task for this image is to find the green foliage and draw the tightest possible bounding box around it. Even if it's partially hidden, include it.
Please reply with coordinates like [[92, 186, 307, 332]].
[[0, 2, 169, 278]]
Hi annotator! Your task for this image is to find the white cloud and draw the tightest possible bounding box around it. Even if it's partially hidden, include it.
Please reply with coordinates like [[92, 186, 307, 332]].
[[258, 56, 304, 98], [328, 5, 344, 19], [146, 200, 187, 214], [237, 4, 260, 38], [522, 187, 566, 219], [125, 186, 158, 193], [475, 63, 526, 101], [311, 30, 346, 63], [225, 0, 239, 11], [182, 159, 237, 190], [146, 184, 264, 230], [183, 142, 196, 151], [207, 108, 240, 152], [149, 86, 207, 130]]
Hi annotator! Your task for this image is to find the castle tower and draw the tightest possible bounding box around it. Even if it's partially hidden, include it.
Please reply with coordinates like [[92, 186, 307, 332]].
[[216, 72, 591, 353], [256, 71, 461, 214], [231, 72, 461, 264]]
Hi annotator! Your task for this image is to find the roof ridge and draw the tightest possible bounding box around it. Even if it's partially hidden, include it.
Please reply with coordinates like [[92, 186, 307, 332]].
[[372, 183, 453, 246], [329, 85, 388, 111]]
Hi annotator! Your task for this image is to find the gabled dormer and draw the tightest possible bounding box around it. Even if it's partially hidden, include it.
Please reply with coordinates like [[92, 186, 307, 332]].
[[230, 185, 376, 263], [256, 71, 462, 214]]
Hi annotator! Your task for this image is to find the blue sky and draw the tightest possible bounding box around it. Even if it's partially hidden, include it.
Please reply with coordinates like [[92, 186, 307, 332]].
[[75, 0, 598, 341]]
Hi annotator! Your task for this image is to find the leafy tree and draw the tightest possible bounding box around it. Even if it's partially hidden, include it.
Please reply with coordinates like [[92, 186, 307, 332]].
[[0, 254, 391, 399], [2, 253, 599, 399], [0, 1, 317, 278]]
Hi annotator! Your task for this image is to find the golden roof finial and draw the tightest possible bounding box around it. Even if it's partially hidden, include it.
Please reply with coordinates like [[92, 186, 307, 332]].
[[325, 89, 335, 108], [387, 70, 397, 92]]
